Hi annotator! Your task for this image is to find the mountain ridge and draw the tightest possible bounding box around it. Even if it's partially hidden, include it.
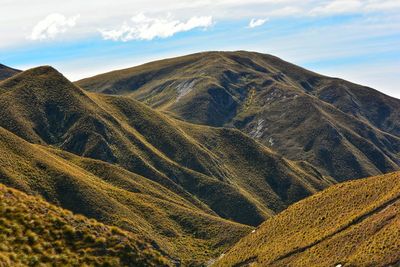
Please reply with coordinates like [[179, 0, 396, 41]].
[[0, 64, 333, 264], [0, 63, 20, 81], [76, 51, 400, 181]]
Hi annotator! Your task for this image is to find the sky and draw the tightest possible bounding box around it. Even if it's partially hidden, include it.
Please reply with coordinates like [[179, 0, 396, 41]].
[[0, 0, 399, 98]]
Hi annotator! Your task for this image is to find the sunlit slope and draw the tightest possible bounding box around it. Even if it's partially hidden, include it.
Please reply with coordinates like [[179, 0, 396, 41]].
[[0, 183, 170, 266], [0, 66, 331, 227], [77, 51, 400, 181], [216, 171, 400, 267], [0, 126, 250, 264], [0, 66, 336, 264]]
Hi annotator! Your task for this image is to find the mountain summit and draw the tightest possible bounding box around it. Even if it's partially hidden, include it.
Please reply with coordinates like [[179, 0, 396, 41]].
[[77, 51, 400, 181], [0, 65, 332, 264]]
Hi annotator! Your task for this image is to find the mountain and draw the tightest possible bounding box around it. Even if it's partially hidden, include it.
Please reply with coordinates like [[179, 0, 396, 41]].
[[0, 183, 169, 266], [77, 51, 400, 181], [215, 171, 400, 267], [0, 66, 332, 264], [0, 64, 20, 81]]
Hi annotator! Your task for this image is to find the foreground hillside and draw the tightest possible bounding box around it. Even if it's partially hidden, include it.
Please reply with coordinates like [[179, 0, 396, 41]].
[[0, 125, 251, 265], [77, 51, 400, 181], [0, 66, 335, 263], [0, 183, 169, 266], [216, 171, 400, 267]]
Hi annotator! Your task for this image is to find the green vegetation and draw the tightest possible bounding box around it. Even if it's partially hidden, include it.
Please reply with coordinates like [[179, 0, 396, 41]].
[[0, 183, 170, 266], [1, 52, 399, 266], [0, 125, 251, 265], [0, 65, 330, 263], [77, 51, 400, 181], [216, 171, 400, 266]]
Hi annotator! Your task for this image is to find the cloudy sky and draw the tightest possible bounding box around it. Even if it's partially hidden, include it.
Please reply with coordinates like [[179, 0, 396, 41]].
[[1, 0, 399, 98]]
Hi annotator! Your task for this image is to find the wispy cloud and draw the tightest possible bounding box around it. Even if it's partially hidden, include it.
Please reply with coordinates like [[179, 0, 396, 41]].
[[310, 0, 362, 16], [29, 13, 80, 41], [248, 18, 268, 28], [310, 0, 400, 16], [99, 13, 213, 42]]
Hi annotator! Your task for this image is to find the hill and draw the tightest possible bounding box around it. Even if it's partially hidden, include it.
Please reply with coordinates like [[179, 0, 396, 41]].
[[0, 125, 251, 265], [215, 171, 400, 267], [76, 51, 400, 181], [0, 66, 332, 263], [0, 64, 20, 81], [0, 182, 170, 266]]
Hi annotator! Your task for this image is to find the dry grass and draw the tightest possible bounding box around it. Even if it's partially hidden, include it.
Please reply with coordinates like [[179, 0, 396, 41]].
[[0, 183, 170, 266], [77, 51, 400, 181], [216, 171, 400, 266]]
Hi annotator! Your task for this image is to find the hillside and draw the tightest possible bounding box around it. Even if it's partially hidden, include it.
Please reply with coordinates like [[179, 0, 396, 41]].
[[77, 51, 400, 181], [0, 65, 333, 264], [0, 125, 252, 265], [0, 64, 20, 81], [0, 183, 169, 266], [215, 171, 400, 267]]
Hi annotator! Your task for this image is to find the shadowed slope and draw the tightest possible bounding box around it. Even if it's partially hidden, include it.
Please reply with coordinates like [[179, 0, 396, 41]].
[[0, 126, 250, 264], [216, 171, 400, 267], [77, 51, 400, 181], [0, 64, 20, 81], [0, 66, 332, 263], [0, 183, 170, 266]]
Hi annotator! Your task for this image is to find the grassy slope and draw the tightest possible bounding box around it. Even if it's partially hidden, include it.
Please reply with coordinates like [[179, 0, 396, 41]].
[[216, 171, 400, 267], [76, 51, 400, 181], [0, 66, 333, 263], [0, 183, 170, 266], [0, 64, 20, 81], [0, 126, 250, 265], [0, 66, 331, 224]]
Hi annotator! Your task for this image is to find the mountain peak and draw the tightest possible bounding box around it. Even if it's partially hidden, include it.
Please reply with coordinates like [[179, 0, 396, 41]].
[[0, 65, 85, 97], [76, 51, 400, 181], [22, 65, 65, 78]]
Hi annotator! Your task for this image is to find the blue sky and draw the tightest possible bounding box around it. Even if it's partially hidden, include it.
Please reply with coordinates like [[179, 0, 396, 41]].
[[0, 0, 399, 98]]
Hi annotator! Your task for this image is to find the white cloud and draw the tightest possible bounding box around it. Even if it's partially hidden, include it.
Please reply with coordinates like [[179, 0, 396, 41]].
[[365, 0, 400, 11], [310, 0, 362, 16], [248, 18, 268, 28], [1, 0, 399, 48], [99, 13, 213, 42], [267, 6, 302, 17], [29, 13, 80, 41]]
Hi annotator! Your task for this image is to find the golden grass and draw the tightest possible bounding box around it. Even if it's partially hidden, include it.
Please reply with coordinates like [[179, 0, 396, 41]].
[[0, 183, 170, 266], [76, 51, 400, 182], [216, 171, 400, 266], [0, 125, 251, 265]]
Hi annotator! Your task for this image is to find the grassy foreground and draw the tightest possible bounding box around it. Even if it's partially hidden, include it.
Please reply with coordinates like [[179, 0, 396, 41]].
[[216, 171, 400, 266], [0, 183, 170, 266]]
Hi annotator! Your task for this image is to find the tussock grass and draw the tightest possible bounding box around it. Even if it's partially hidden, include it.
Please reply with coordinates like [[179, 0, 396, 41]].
[[216, 171, 400, 266], [77, 51, 400, 181], [0, 183, 170, 266]]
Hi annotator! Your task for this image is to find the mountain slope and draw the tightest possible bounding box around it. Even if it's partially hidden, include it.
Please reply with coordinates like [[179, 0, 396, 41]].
[[0, 125, 251, 265], [0, 66, 334, 263], [0, 183, 170, 266], [76, 51, 400, 181], [215, 171, 400, 267], [0, 66, 332, 226], [0, 64, 20, 81]]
